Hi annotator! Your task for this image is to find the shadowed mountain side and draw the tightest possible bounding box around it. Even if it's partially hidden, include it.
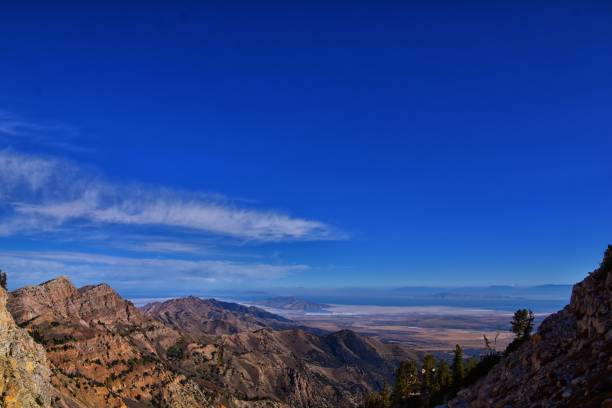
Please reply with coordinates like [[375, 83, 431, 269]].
[[449, 246, 612, 408], [171, 328, 418, 407]]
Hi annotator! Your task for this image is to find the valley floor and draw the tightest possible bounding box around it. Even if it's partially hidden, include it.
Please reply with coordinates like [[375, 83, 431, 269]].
[[258, 304, 541, 352]]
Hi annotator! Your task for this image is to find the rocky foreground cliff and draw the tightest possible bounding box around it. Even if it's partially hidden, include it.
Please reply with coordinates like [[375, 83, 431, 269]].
[[0, 284, 53, 408], [449, 246, 612, 408]]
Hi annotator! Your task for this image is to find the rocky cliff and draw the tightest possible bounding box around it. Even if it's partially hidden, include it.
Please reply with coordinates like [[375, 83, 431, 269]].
[[0, 285, 53, 408], [9, 276, 214, 408], [449, 246, 612, 408]]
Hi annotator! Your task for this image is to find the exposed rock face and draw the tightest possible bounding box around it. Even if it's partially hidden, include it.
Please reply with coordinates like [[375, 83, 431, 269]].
[[142, 296, 294, 338], [449, 246, 612, 408], [0, 285, 53, 408], [9, 277, 214, 408]]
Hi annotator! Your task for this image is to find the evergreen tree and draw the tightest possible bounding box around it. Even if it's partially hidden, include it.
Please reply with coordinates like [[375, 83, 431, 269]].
[[421, 354, 438, 396], [466, 356, 477, 374], [451, 344, 465, 386], [364, 392, 384, 408], [429, 359, 452, 406], [510, 309, 534, 340], [393, 360, 420, 406], [0, 270, 6, 290], [435, 359, 452, 389], [380, 383, 392, 408]]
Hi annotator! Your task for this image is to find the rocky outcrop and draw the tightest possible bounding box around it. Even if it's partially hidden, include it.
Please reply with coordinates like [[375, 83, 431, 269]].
[[0, 285, 53, 408], [449, 246, 612, 408], [8, 277, 144, 327], [9, 277, 213, 408]]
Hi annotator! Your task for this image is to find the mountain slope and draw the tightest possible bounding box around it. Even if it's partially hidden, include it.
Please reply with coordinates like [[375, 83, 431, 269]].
[[142, 296, 294, 338], [144, 297, 416, 406], [172, 327, 417, 407], [449, 246, 612, 408], [0, 284, 53, 408]]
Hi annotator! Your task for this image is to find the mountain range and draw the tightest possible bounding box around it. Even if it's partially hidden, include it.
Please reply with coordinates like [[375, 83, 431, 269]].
[[0, 248, 609, 407], [3, 275, 415, 407]]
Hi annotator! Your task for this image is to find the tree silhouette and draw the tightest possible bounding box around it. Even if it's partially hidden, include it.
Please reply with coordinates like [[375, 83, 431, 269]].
[[393, 360, 420, 407], [510, 309, 534, 340], [0, 270, 6, 290], [451, 344, 465, 386]]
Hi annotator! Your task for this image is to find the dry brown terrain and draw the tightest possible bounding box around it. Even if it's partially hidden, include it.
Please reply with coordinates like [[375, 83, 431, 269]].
[[261, 305, 522, 352]]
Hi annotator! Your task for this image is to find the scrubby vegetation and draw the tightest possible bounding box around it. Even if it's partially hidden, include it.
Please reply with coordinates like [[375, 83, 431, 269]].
[[364, 307, 535, 408]]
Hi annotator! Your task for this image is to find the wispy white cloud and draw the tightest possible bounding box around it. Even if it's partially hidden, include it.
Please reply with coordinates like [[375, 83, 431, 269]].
[[0, 250, 307, 291], [0, 149, 342, 242], [123, 241, 205, 254], [0, 111, 89, 153], [0, 110, 49, 137]]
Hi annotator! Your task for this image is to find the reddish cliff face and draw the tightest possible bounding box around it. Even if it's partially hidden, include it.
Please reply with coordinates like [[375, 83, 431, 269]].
[[9, 277, 213, 408], [449, 246, 612, 408]]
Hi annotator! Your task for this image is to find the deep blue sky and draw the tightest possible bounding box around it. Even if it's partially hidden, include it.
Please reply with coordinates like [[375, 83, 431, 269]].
[[0, 1, 610, 295]]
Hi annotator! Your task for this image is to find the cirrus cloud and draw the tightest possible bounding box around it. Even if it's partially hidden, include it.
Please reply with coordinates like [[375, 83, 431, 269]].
[[0, 250, 308, 294], [0, 149, 342, 242]]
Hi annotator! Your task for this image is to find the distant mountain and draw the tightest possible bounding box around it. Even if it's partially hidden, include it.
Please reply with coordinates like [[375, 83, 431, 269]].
[[141, 295, 295, 337], [392, 284, 573, 300], [7, 275, 416, 407], [255, 296, 330, 312], [449, 247, 612, 407]]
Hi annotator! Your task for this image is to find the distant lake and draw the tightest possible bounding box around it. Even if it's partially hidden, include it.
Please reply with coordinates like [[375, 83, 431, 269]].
[[228, 293, 570, 313], [299, 296, 568, 313]]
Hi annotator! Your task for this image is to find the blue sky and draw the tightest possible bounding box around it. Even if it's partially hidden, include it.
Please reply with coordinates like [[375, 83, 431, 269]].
[[0, 1, 611, 296]]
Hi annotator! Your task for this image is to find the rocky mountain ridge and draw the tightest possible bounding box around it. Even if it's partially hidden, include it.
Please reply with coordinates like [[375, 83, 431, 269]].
[[141, 296, 294, 338], [7, 275, 414, 407]]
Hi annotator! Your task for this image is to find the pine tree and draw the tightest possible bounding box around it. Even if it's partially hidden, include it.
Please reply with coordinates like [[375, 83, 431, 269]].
[[0, 270, 6, 290], [421, 354, 438, 395], [364, 392, 384, 408], [380, 383, 392, 408], [466, 356, 477, 374], [393, 360, 420, 404], [510, 309, 534, 340], [451, 344, 465, 386], [435, 359, 452, 389]]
